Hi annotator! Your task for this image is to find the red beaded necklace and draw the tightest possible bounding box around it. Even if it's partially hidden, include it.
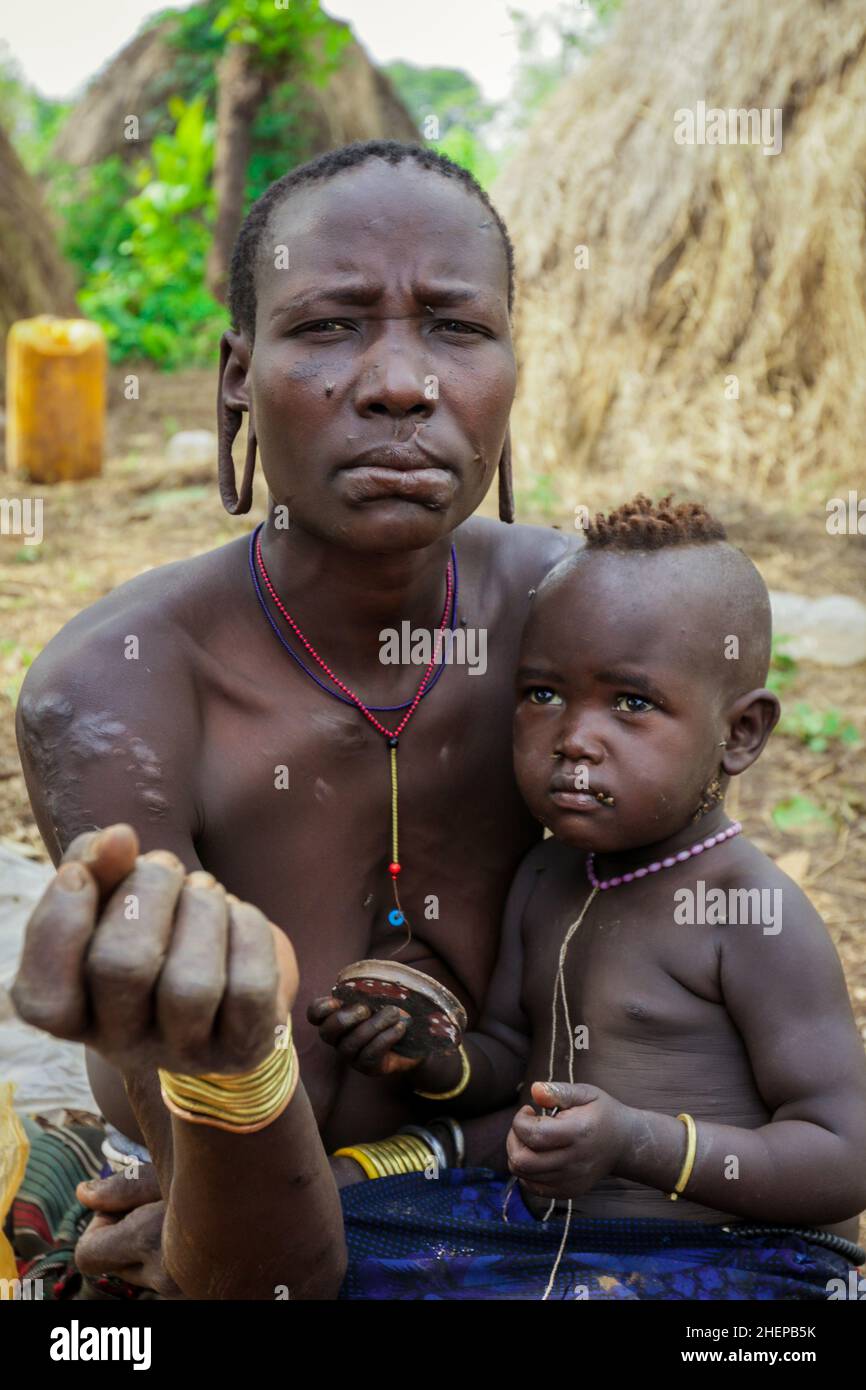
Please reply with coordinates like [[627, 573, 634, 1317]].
[[252, 527, 457, 940]]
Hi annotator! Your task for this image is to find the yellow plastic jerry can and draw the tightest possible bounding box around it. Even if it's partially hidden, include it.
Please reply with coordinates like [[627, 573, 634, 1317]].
[[7, 316, 106, 483]]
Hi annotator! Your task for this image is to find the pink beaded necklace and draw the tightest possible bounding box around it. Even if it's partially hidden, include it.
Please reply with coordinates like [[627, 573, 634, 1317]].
[[586, 821, 742, 891]]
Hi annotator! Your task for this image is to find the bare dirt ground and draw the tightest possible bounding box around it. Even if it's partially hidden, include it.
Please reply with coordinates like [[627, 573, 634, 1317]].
[[2, 365, 865, 1242]]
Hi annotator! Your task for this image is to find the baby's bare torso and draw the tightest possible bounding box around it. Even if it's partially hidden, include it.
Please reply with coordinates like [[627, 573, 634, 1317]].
[[518, 838, 859, 1242]]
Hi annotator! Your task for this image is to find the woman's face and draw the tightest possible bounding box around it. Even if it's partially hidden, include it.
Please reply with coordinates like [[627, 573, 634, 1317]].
[[239, 160, 516, 553]]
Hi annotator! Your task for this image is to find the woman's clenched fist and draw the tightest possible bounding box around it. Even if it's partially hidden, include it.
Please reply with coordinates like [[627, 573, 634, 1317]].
[[11, 824, 298, 1077]]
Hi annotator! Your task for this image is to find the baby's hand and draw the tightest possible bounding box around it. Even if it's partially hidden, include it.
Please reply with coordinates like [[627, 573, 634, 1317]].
[[506, 1081, 634, 1198], [306, 995, 422, 1076]]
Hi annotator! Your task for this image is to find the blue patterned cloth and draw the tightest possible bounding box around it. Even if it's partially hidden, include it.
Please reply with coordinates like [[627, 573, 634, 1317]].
[[339, 1168, 862, 1300]]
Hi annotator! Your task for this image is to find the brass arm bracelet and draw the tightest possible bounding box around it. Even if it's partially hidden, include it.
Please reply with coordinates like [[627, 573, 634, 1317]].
[[159, 1015, 299, 1135], [413, 1044, 471, 1101], [333, 1131, 438, 1179], [667, 1112, 698, 1200]]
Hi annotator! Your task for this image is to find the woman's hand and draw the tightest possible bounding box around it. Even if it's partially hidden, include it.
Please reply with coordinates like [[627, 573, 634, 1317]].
[[12, 823, 298, 1077], [506, 1081, 635, 1198]]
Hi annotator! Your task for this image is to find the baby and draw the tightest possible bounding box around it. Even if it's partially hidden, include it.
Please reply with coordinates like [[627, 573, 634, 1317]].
[[313, 496, 866, 1276]]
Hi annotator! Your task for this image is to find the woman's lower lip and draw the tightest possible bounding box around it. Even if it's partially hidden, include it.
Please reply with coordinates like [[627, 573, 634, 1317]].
[[549, 790, 612, 812], [340, 466, 456, 504]]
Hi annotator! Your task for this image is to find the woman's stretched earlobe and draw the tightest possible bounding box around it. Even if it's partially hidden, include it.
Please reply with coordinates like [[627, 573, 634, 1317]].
[[217, 333, 256, 515], [498, 426, 515, 524]]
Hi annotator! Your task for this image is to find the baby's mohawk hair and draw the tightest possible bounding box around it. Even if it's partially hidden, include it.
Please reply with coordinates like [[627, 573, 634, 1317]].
[[585, 494, 727, 549]]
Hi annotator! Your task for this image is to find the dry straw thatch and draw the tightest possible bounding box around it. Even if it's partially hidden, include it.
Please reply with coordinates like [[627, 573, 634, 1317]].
[[493, 0, 866, 508]]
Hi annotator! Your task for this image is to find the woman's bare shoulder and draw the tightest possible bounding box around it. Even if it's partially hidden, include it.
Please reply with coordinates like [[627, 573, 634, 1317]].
[[31, 535, 249, 661], [456, 515, 579, 587]]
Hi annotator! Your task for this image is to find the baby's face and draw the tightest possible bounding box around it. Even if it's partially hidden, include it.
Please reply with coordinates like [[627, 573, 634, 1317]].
[[513, 550, 731, 855]]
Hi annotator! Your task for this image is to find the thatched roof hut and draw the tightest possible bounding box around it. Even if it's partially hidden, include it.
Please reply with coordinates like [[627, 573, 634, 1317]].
[[52, 11, 417, 169], [52, 6, 418, 301], [494, 0, 866, 506]]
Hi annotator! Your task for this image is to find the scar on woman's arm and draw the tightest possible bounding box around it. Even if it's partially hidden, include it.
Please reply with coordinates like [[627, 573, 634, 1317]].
[[18, 689, 169, 851]]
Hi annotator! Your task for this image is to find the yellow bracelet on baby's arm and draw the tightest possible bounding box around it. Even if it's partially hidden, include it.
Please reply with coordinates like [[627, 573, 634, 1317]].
[[667, 1112, 698, 1200], [413, 1044, 471, 1101], [159, 1015, 299, 1135]]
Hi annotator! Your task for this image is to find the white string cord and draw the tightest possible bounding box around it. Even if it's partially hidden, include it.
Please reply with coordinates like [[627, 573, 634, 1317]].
[[541, 883, 599, 1300]]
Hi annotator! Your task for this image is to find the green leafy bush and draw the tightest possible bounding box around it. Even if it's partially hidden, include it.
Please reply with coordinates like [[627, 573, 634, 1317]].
[[767, 638, 860, 752], [771, 796, 834, 833], [436, 126, 499, 189], [46, 0, 351, 366], [77, 97, 227, 367], [777, 703, 860, 754], [213, 0, 348, 70], [52, 157, 136, 278]]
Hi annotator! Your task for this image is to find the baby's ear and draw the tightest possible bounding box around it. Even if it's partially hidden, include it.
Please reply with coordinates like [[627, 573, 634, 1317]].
[[721, 688, 781, 775]]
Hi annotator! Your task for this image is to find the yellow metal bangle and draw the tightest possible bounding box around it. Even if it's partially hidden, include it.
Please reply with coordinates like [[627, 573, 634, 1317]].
[[370, 1145, 401, 1178], [413, 1044, 471, 1101], [373, 1141, 410, 1176], [332, 1145, 382, 1180], [668, 1112, 698, 1200], [388, 1136, 431, 1168], [159, 1015, 298, 1135], [333, 1133, 437, 1180], [380, 1136, 431, 1173]]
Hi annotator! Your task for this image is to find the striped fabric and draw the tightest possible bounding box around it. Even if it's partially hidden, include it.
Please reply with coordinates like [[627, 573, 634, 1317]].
[[9, 1116, 143, 1299]]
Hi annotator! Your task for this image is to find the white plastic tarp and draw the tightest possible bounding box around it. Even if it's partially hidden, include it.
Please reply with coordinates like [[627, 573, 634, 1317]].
[[0, 843, 96, 1116]]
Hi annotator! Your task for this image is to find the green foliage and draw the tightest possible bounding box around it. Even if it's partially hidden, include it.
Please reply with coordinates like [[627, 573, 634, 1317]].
[[51, 157, 136, 276], [772, 796, 834, 833], [384, 62, 496, 133], [777, 703, 860, 754], [0, 40, 70, 174], [383, 61, 500, 188], [170, 0, 350, 202], [503, 0, 622, 139], [766, 635, 798, 696], [78, 97, 227, 367], [161, 0, 223, 53], [767, 638, 860, 752], [39, 0, 352, 366], [160, 1, 224, 108], [384, 4, 624, 185], [245, 79, 314, 204], [212, 0, 349, 74], [436, 126, 500, 189]]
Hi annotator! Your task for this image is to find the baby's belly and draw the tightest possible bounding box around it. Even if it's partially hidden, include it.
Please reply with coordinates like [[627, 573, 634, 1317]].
[[520, 1035, 763, 1225], [519, 1034, 862, 1243], [522, 1028, 772, 1137]]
